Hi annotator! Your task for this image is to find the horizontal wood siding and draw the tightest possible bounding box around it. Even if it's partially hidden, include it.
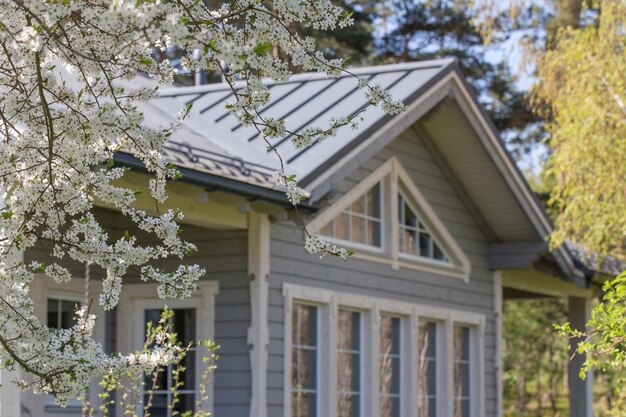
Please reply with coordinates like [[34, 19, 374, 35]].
[[24, 210, 251, 417], [267, 127, 497, 416]]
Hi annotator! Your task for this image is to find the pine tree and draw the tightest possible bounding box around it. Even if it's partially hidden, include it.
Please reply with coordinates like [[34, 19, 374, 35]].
[[375, 0, 540, 159]]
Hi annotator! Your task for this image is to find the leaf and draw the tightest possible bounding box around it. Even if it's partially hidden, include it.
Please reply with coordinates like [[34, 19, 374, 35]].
[[253, 42, 272, 56]]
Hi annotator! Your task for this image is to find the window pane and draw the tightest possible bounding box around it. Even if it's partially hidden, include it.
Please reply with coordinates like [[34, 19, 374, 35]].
[[350, 195, 364, 215], [418, 322, 437, 417], [404, 202, 418, 228], [292, 304, 318, 417], [47, 299, 58, 329], [319, 222, 332, 237], [320, 183, 382, 248], [292, 305, 317, 347], [433, 243, 445, 261], [172, 308, 196, 345], [335, 213, 349, 241], [338, 311, 361, 417], [397, 193, 451, 263], [47, 299, 80, 330], [379, 316, 400, 417], [351, 215, 365, 244], [174, 394, 195, 414], [292, 346, 317, 395], [144, 308, 197, 417], [60, 300, 76, 329], [453, 326, 471, 417], [292, 391, 317, 417], [368, 183, 381, 218], [144, 394, 168, 417], [403, 228, 417, 255], [419, 233, 432, 258], [368, 220, 381, 247]]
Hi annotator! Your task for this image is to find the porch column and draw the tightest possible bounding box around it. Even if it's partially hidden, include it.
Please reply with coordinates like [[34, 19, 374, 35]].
[[247, 212, 270, 417], [567, 296, 593, 417]]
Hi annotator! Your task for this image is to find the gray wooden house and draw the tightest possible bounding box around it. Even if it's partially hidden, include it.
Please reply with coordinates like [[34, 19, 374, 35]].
[[1, 59, 594, 417]]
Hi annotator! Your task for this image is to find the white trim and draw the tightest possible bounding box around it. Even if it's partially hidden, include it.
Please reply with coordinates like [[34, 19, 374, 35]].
[[283, 283, 485, 417], [247, 212, 271, 417], [307, 157, 471, 281], [117, 281, 218, 416], [493, 271, 503, 417]]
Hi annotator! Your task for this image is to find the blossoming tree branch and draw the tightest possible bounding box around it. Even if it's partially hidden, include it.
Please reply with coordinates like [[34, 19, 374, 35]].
[[0, 0, 403, 404]]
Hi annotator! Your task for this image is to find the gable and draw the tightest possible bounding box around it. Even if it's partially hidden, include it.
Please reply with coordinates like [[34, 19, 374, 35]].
[[307, 157, 471, 281]]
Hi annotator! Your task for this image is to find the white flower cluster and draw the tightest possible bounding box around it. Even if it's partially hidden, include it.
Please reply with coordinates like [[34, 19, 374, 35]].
[[304, 236, 352, 260], [272, 170, 307, 205], [0, 0, 400, 401]]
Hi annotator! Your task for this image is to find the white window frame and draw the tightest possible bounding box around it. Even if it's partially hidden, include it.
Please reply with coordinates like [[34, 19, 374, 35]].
[[319, 181, 387, 256], [336, 307, 364, 417], [416, 319, 443, 417], [117, 281, 218, 417], [44, 292, 86, 411], [307, 157, 471, 281], [25, 275, 107, 416], [283, 283, 485, 417]]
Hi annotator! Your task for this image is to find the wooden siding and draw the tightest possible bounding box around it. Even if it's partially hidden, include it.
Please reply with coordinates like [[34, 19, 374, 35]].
[[267, 126, 498, 416], [24, 209, 252, 417]]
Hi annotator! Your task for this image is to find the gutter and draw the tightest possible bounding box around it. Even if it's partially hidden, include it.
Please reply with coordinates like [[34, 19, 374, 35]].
[[113, 152, 318, 212]]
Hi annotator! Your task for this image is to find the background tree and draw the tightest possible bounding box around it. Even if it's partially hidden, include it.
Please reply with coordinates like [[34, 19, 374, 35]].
[[373, 0, 541, 159], [529, 0, 626, 414], [503, 299, 569, 417]]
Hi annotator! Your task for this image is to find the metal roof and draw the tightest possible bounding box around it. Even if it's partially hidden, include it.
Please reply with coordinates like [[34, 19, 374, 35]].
[[147, 59, 455, 190]]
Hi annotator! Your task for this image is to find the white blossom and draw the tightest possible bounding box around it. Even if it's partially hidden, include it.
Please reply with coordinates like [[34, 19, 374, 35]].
[[0, 0, 397, 401]]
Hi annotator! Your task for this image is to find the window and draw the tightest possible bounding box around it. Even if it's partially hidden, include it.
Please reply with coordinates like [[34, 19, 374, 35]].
[[398, 194, 447, 262], [453, 326, 471, 417], [125, 283, 218, 416], [379, 315, 401, 417], [47, 297, 81, 329], [143, 308, 197, 417], [292, 304, 319, 417], [308, 158, 471, 280], [319, 183, 382, 248], [46, 296, 84, 411], [284, 284, 484, 417], [418, 322, 437, 417], [337, 310, 361, 417]]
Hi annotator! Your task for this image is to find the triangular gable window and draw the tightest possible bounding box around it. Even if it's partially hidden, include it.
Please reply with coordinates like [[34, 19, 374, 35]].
[[319, 183, 382, 248], [398, 193, 448, 262], [309, 157, 471, 280]]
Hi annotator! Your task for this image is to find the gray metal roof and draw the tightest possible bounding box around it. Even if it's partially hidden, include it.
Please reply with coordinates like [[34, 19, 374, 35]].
[[147, 59, 455, 190]]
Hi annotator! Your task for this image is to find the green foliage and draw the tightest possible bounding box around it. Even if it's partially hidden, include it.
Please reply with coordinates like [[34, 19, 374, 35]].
[[375, 0, 540, 159], [503, 298, 570, 416], [561, 273, 626, 376], [558, 271, 626, 416], [534, 0, 626, 257], [91, 307, 218, 417]]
